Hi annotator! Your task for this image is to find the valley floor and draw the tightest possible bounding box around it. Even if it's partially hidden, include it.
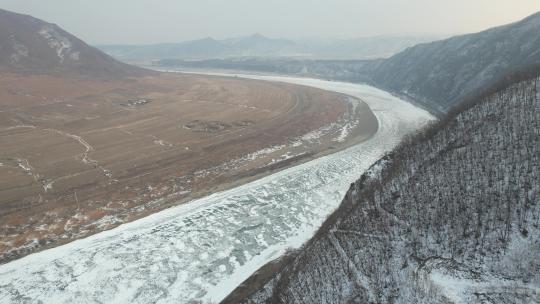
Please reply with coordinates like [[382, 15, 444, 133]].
[[0, 72, 372, 263], [0, 75, 433, 304]]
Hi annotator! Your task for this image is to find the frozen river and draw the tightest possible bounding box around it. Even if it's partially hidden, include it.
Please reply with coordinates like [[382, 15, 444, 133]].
[[0, 75, 434, 304]]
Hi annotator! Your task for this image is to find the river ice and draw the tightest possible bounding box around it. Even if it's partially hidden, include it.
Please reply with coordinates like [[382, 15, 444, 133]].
[[0, 75, 434, 304]]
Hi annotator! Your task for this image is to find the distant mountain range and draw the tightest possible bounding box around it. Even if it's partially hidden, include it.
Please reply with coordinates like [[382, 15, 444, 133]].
[[98, 34, 443, 61], [158, 12, 540, 114], [0, 9, 145, 77]]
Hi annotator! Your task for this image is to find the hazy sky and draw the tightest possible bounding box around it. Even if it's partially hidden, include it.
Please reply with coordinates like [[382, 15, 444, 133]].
[[1, 0, 540, 45]]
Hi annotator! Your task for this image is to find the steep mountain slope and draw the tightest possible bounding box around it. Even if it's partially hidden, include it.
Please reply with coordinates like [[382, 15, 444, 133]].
[[225, 73, 540, 303], [368, 11, 540, 112], [296, 35, 444, 60], [0, 9, 145, 77]]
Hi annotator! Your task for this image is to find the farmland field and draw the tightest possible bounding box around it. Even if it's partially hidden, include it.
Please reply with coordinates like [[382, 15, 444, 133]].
[[0, 72, 377, 262]]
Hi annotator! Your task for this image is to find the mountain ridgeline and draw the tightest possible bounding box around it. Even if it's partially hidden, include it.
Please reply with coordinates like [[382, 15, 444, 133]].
[[369, 11, 540, 112], [0, 9, 146, 77], [223, 70, 540, 303], [99, 34, 440, 61], [158, 11, 540, 114]]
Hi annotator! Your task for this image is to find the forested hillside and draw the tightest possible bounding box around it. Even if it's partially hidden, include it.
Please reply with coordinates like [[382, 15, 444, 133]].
[[0, 9, 145, 77], [224, 74, 540, 303]]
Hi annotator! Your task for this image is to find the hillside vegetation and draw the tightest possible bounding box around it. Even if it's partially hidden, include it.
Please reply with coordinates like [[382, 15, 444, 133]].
[[225, 74, 540, 303], [369, 11, 540, 112], [100, 34, 440, 61]]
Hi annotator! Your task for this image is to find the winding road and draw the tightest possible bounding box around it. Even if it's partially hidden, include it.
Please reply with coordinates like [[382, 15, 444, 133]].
[[0, 75, 434, 304]]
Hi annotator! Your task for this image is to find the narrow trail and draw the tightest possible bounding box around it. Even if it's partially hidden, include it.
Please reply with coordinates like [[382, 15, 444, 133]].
[[44, 128, 113, 181], [0, 124, 48, 192], [44, 128, 95, 165]]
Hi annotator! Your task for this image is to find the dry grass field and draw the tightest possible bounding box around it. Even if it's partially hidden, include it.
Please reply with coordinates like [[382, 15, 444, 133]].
[[0, 72, 377, 262]]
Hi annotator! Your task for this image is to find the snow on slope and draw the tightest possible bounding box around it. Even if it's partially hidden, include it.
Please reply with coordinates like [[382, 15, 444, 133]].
[[0, 76, 433, 304], [235, 76, 540, 304], [0, 8, 145, 77]]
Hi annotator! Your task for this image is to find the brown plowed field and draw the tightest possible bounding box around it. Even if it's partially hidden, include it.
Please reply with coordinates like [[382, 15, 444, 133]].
[[0, 72, 377, 263]]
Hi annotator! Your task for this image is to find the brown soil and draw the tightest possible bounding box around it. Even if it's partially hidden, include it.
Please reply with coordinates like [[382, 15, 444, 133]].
[[0, 71, 377, 264]]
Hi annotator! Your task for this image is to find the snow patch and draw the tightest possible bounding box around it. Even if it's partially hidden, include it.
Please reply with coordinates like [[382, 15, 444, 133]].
[[365, 157, 391, 180], [38, 26, 74, 63], [333, 121, 357, 143], [244, 144, 286, 161], [69, 51, 80, 61]]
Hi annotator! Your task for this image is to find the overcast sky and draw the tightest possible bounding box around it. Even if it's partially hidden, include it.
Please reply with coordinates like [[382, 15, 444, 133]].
[[1, 0, 540, 45]]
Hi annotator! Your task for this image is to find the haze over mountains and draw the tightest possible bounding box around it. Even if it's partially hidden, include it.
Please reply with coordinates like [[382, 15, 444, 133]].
[[98, 34, 442, 61], [368, 11, 540, 111], [158, 11, 540, 114]]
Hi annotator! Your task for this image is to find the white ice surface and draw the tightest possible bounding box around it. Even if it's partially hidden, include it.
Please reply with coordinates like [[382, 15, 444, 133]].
[[0, 74, 434, 304]]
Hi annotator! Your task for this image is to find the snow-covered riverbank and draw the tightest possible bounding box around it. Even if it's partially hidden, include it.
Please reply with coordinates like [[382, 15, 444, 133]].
[[0, 75, 434, 304]]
